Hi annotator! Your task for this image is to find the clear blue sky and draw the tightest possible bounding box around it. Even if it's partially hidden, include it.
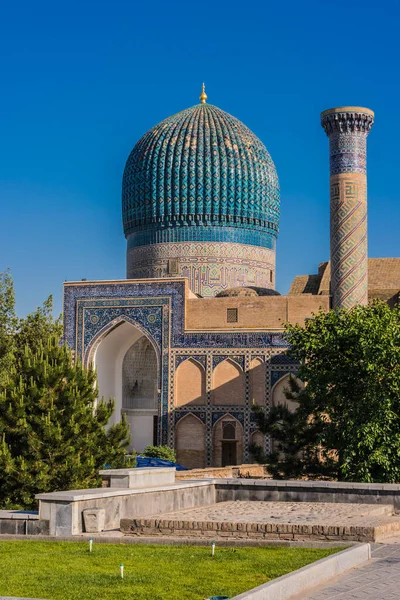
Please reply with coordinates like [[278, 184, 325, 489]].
[[1, 0, 399, 316]]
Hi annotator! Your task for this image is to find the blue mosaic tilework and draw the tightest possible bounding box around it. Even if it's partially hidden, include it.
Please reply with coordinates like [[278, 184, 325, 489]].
[[175, 411, 206, 424], [212, 411, 245, 426], [64, 281, 288, 351], [271, 370, 297, 388], [329, 133, 367, 175], [122, 103, 280, 241], [63, 280, 290, 447], [250, 410, 264, 424], [173, 331, 288, 349], [126, 226, 276, 250], [270, 353, 296, 365], [83, 305, 163, 355], [321, 109, 374, 176], [175, 355, 206, 369], [212, 355, 245, 371], [63, 280, 184, 350]]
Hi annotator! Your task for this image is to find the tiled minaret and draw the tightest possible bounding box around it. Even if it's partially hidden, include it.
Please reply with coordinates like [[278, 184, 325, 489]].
[[321, 107, 374, 309]]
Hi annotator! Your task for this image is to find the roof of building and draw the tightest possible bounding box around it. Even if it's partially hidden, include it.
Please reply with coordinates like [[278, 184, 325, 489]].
[[122, 89, 280, 249], [289, 258, 400, 304], [215, 286, 281, 298]]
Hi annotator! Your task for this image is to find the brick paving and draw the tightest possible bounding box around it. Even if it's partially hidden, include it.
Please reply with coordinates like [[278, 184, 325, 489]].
[[121, 501, 400, 542], [299, 543, 400, 600]]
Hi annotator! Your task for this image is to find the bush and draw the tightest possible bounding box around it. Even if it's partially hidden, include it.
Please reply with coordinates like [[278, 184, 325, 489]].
[[141, 445, 176, 462]]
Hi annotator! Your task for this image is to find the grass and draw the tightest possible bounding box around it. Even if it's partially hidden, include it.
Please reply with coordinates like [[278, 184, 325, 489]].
[[0, 540, 342, 600]]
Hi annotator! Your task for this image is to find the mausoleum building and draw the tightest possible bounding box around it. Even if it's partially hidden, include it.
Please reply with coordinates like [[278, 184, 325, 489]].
[[63, 89, 400, 468]]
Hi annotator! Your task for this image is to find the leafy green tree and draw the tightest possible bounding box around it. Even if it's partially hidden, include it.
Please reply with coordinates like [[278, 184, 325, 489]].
[[252, 302, 400, 483], [141, 445, 176, 462], [250, 385, 334, 480]]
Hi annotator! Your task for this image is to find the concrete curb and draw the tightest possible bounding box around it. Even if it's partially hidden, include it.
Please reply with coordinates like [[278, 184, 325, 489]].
[[231, 543, 371, 599]]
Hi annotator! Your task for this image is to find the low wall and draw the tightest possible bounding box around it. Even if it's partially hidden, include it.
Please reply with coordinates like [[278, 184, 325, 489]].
[[37, 480, 215, 536], [34, 474, 400, 538], [215, 479, 400, 509], [0, 510, 49, 536], [176, 464, 269, 481]]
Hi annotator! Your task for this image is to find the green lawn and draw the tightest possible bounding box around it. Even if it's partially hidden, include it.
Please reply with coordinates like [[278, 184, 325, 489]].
[[0, 540, 341, 600]]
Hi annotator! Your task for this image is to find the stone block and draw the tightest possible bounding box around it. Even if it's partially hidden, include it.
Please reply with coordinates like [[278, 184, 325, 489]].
[[120, 518, 132, 531], [27, 519, 50, 535], [98, 467, 176, 489], [83, 508, 106, 533]]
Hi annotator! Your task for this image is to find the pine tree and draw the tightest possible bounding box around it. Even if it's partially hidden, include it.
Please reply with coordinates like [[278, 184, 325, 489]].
[[15, 295, 62, 357], [0, 270, 17, 387], [0, 279, 132, 508], [0, 337, 131, 508]]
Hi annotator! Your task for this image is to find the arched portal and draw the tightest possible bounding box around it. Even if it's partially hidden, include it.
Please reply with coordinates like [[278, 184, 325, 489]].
[[90, 320, 160, 453]]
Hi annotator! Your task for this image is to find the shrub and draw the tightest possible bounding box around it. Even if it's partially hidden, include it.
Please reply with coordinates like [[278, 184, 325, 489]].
[[141, 445, 176, 462]]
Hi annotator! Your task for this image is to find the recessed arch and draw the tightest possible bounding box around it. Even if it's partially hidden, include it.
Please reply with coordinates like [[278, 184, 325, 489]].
[[175, 413, 206, 469], [86, 315, 160, 368], [249, 357, 266, 405], [272, 373, 302, 413], [175, 358, 206, 406], [87, 318, 161, 453], [123, 336, 158, 410], [250, 430, 265, 448], [211, 358, 245, 405], [212, 414, 244, 467]]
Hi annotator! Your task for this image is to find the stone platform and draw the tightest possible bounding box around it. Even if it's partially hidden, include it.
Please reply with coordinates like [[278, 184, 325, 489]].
[[121, 501, 400, 542]]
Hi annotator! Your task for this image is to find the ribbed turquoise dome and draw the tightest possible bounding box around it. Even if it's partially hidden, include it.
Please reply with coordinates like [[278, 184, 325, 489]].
[[122, 103, 280, 249]]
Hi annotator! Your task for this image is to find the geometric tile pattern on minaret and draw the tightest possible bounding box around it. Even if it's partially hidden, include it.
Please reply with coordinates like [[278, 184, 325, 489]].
[[321, 107, 374, 309]]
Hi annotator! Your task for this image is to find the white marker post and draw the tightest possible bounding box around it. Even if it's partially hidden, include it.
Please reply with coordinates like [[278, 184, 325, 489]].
[[89, 538, 93, 553], [120, 563, 124, 579], [211, 542, 215, 556]]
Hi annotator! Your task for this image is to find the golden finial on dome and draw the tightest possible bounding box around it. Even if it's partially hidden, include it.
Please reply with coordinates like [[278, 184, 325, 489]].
[[200, 82, 207, 104]]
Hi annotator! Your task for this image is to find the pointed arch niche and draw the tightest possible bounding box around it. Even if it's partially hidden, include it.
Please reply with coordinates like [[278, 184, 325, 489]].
[[175, 358, 206, 407], [212, 414, 244, 467], [211, 358, 245, 405], [175, 414, 206, 468], [90, 320, 160, 453], [250, 430, 265, 449], [272, 374, 302, 413], [249, 358, 266, 405]]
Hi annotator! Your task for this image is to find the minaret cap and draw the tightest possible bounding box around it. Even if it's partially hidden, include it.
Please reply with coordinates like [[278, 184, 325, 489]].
[[200, 83, 207, 104]]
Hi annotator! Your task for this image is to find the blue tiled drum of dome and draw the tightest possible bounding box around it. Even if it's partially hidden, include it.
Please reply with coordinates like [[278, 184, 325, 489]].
[[122, 91, 280, 297]]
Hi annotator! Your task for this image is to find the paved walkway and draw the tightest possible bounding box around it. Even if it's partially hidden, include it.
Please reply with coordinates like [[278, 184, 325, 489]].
[[147, 501, 394, 525], [299, 542, 400, 599]]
